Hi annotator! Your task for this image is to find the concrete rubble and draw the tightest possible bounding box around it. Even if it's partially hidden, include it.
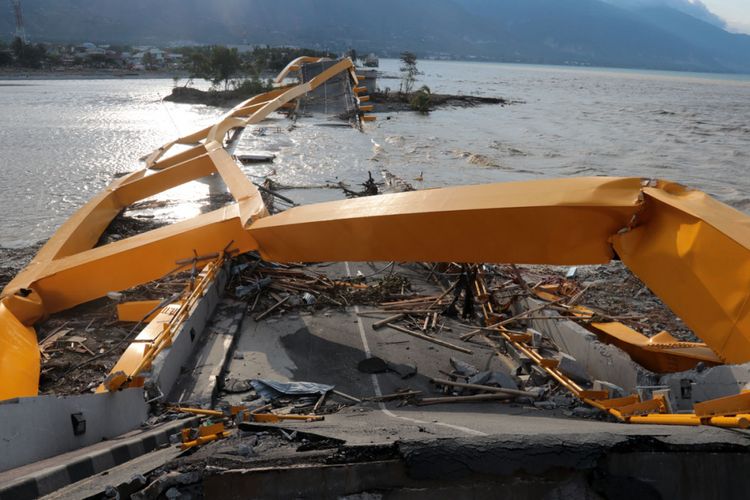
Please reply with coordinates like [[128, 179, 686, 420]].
[[5, 245, 750, 498]]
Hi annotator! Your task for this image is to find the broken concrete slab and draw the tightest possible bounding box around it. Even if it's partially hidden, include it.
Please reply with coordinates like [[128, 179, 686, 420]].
[[521, 298, 659, 393], [556, 353, 591, 385], [593, 380, 627, 399], [168, 298, 246, 407], [468, 371, 519, 391], [150, 263, 230, 403], [660, 363, 750, 411]]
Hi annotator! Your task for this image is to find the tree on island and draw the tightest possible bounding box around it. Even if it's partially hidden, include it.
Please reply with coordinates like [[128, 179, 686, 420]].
[[410, 85, 432, 114], [189, 46, 243, 90], [10, 37, 46, 69], [0, 40, 12, 67], [399, 51, 420, 95]]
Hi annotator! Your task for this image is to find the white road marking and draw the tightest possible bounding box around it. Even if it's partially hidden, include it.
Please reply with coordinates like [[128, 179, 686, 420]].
[[345, 262, 486, 437]]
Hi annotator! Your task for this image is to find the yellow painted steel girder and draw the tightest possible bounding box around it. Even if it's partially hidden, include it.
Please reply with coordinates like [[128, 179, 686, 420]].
[[612, 181, 750, 364], [530, 287, 722, 372], [4, 54, 750, 411], [0, 302, 39, 400], [0, 58, 362, 399], [249, 177, 645, 264]]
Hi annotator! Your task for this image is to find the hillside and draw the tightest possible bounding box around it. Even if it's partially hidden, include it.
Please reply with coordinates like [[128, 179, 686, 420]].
[[2, 0, 749, 73]]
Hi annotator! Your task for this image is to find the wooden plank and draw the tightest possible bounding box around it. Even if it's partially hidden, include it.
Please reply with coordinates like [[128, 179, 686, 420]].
[[372, 314, 405, 330], [384, 323, 472, 354], [417, 393, 512, 406], [430, 378, 535, 398]]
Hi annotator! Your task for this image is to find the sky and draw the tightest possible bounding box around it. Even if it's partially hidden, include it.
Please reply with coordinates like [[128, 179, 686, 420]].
[[701, 0, 750, 33], [609, 0, 750, 33]]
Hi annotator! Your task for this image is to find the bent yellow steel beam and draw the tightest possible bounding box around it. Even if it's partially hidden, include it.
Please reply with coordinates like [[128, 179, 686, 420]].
[[531, 286, 722, 372], [250, 177, 750, 367], [0, 300, 39, 399], [146, 86, 296, 168], [590, 322, 721, 372], [151, 144, 207, 171], [29, 205, 258, 315], [116, 154, 218, 206], [0, 59, 362, 400], [146, 59, 356, 168], [205, 141, 259, 206], [249, 177, 644, 264], [274, 56, 327, 83], [612, 181, 750, 364]]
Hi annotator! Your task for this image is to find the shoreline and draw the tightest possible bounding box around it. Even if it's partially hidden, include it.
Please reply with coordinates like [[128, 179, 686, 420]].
[[0, 68, 188, 81]]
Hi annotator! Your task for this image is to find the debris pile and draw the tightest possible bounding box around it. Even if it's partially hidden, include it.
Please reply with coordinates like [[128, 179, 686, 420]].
[[519, 263, 697, 341], [36, 270, 193, 395], [229, 256, 413, 316], [233, 260, 656, 417]]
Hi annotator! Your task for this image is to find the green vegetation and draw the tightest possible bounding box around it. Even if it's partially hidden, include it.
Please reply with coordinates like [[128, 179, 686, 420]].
[[175, 45, 337, 94], [8, 38, 47, 69], [0, 41, 337, 78], [186, 46, 242, 90], [399, 51, 420, 95], [409, 85, 432, 113], [0, 40, 12, 67]]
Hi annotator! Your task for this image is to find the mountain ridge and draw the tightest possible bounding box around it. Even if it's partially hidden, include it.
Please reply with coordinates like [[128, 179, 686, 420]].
[[2, 0, 749, 74]]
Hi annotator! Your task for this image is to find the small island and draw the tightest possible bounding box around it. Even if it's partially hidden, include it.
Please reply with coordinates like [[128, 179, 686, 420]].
[[164, 49, 510, 113]]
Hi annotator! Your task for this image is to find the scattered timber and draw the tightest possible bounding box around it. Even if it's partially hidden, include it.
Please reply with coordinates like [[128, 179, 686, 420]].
[[254, 295, 291, 321], [431, 378, 536, 399], [364, 391, 422, 402], [417, 393, 513, 406], [384, 323, 473, 354], [332, 389, 362, 404], [372, 314, 405, 330]]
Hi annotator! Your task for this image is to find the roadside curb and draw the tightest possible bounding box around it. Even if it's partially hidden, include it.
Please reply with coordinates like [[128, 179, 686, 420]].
[[0, 417, 197, 500], [167, 299, 247, 408]]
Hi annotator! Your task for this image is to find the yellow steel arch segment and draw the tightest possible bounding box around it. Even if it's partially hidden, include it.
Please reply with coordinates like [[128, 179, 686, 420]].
[[0, 301, 39, 399], [274, 56, 326, 83], [31, 205, 258, 315], [143, 140, 178, 168], [0, 57, 368, 401], [115, 153, 218, 206], [226, 86, 293, 117], [250, 176, 750, 365], [307, 58, 356, 90], [150, 144, 207, 171], [3, 59, 358, 312], [146, 60, 356, 168], [206, 116, 246, 144], [612, 182, 750, 364], [4, 174, 138, 299], [246, 82, 313, 125], [249, 177, 644, 265], [3, 155, 221, 304], [145, 86, 296, 167], [204, 140, 262, 206]]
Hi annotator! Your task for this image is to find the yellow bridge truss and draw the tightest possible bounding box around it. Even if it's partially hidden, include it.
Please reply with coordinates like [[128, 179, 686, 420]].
[[2, 57, 750, 427]]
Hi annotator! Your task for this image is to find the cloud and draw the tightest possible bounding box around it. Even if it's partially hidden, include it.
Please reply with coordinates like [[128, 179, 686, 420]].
[[726, 20, 750, 35], [604, 0, 727, 28]]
